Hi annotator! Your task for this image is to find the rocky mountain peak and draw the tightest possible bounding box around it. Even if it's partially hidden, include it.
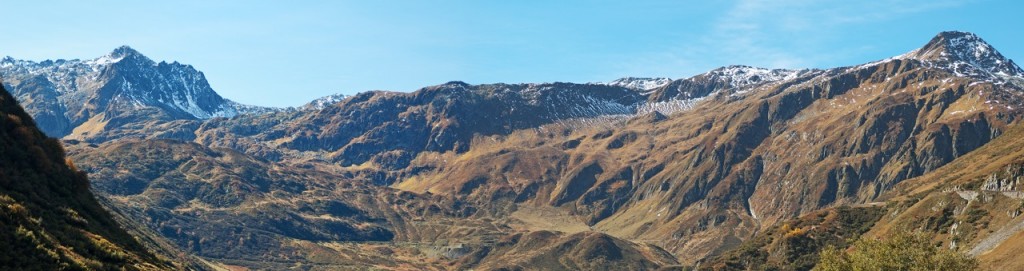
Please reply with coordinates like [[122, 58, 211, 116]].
[[96, 45, 154, 66], [0, 46, 283, 139], [905, 31, 1023, 78], [110, 44, 155, 65], [110, 45, 141, 57]]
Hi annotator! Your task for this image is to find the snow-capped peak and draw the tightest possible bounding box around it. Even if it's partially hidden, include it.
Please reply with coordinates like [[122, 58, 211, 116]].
[[602, 77, 673, 91], [0, 46, 275, 123], [901, 31, 1023, 78], [81, 45, 151, 66]]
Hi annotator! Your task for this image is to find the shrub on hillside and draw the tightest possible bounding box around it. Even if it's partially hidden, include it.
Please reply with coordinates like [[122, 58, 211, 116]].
[[815, 232, 976, 271]]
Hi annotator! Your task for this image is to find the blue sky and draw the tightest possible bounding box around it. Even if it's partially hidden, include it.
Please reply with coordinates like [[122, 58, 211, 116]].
[[1, 0, 1020, 107]]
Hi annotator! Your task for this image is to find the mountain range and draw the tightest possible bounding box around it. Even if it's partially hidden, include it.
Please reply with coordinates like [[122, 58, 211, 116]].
[[3, 30, 1024, 270]]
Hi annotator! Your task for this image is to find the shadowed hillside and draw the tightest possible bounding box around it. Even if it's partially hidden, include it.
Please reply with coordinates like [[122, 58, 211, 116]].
[[0, 83, 173, 270]]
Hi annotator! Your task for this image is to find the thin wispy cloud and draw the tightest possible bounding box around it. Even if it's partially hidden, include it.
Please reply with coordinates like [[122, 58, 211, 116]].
[[706, 0, 972, 69], [629, 0, 975, 78]]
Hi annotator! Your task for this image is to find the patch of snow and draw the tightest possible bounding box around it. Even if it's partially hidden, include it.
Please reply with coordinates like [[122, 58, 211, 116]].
[[637, 92, 714, 116]]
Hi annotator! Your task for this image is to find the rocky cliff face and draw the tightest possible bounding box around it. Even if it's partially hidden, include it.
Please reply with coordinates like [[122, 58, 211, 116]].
[[860, 119, 1024, 271], [713, 111, 1024, 271]]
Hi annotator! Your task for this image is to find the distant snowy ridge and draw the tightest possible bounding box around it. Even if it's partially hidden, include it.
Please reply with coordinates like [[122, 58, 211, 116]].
[[599, 77, 673, 91]]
